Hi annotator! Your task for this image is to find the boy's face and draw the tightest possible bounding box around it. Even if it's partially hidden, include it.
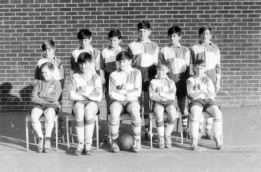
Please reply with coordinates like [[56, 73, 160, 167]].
[[43, 45, 55, 58], [109, 36, 121, 48], [41, 66, 53, 81], [138, 28, 151, 41], [169, 33, 181, 45], [194, 65, 206, 77], [199, 29, 212, 43], [157, 65, 169, 78], [118, 59, 132, 71], [79, 37, 92, 48], [80, 61, 95, 73]]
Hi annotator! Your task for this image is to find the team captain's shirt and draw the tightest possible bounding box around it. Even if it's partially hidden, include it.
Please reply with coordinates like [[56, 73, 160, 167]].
[[70, 46, 105, 84], [191, 42, 221, 84], [187, 74, 216, 101], [69, 73, 103, 102], [109, 68, 142, 102], [127, 39, 159, 68], [149, 76, 176, 102], [159, 43, 190, 77], [100, 46, 124, 75]]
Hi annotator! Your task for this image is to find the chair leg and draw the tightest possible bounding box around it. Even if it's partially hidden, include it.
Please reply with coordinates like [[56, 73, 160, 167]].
[[66, 118, 70, 150], [175, 118, 179, 141], [180, 118, 183, 144], [55, 118, 58, 151], [150, 118, 153, 149], [96, 117, 99, 151], [26, 121, 29, 151]]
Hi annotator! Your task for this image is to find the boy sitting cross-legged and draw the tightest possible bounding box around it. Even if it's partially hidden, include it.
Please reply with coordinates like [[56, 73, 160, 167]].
[[149, 60, 178, 149], [108, 51, 142, 153], [187, 59, 223, 150]]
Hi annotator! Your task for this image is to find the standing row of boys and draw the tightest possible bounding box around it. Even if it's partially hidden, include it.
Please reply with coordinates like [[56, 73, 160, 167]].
[[30, 21, 223, 155]]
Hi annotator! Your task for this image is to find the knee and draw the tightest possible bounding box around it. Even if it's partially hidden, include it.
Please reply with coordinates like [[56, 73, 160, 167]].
[[130, 102, 140, 114], [214, 110, 222, 120], [110, 102, 122, 114], [190, 111, 201, 121]]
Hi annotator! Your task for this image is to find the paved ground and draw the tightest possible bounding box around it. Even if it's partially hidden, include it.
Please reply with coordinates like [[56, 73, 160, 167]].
[[1, 106, 261, 171]]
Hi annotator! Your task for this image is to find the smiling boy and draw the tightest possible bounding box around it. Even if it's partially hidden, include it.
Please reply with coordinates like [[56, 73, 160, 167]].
[[187, 59, 222, 150]]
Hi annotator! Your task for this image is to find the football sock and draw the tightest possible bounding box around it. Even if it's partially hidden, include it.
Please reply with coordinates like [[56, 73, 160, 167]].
[[165, 120, 175, 136], [84, 118, 95, 144], [132, 120, 141, 140], [205, 118, 213, 133], [32, 121, 43, 138], [109, 121, 120, 140], [75, 120, 84, 143], [156, 121, 164, 137], [45, 120, 54, 138]]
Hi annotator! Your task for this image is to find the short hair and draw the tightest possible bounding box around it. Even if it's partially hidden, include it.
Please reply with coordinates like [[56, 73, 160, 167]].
[[78, 52, 93, 64], [116, 51, 132, 61], [194, 59, 206, 68], [198, 26, 212, 36], [77, 29, 92, 40], [108, 29, 122, 39], [168, 26, 182, 36], [42, 40, 55, 51], [157, 60, 170, 69], [40, 62, 55, 72], [137, 21, 151, 30]]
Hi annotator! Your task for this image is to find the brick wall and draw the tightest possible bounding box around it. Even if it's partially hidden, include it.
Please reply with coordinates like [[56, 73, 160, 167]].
[[0, 0, 261, 112]]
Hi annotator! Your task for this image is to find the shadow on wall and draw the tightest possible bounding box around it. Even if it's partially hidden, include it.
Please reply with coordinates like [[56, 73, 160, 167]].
[[0, 82, 34, 111]]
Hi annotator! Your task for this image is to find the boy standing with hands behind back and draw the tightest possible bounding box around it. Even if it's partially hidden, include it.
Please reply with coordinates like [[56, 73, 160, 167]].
[[191, 26, 221, 139], [159, 26, 191, 137], [127, 21, 159, 138]]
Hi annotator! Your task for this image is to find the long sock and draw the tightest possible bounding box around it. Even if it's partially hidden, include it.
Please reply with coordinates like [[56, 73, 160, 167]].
[[132, 120, 141, 140], [214, 119, 222, 138], [45, 121, 54, 138], [84, 118, 95, 144], [76, 121, 84, 143], [156, 121, 164, 137], [144, 114, 149, 134], [205, 118, 213, 133], [190, 119, 199, 139], [182, 115, 188, 131], [32, 121, 43, 138], [109, 121, 120, 140], [165, 120, 175, 136], [199, 116, 204, 133]]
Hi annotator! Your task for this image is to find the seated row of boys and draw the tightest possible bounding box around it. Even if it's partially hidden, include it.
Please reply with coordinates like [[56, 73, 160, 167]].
[[30, 21, 222, 154]]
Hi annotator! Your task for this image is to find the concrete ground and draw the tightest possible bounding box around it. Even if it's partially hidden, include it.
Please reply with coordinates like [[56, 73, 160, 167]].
[[1, 106, 261, 172]]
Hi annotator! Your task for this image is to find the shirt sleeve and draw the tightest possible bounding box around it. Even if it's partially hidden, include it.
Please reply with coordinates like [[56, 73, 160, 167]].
[[38, 80, 62, 102], [109, 73, 125, 101], [206, 78, 216, 100], [216, 48, 221, 75], [31, 81, 46, 104], [187, 77, 201, 100], [88, 76, 103, 102], [126, 70, 142, 98], [68, 76, 85, 101]]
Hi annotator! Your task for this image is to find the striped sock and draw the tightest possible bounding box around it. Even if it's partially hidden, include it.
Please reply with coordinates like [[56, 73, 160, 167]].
[[182, 115, 188, 131], [84, 118, 95, 144], [205, 118, 213, 133], [132, 121, 141, 140], [75, 120, 84, 143], [165, 120, 175, 136], [109, 121, 120, 140], [156, 121, 164, 137]]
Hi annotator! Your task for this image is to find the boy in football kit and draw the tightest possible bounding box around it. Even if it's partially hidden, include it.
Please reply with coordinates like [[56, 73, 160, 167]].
[[108, 51, 142, 153], [35, 40, 65, 101], [100, 29, 125, 116], [127, 21, 159, 138], [191, 26, 221, 139], [159, 26, 190, 137], [187, 60, 222, 150], [149, 60, 178, 148], [70, 29, 105, 83]]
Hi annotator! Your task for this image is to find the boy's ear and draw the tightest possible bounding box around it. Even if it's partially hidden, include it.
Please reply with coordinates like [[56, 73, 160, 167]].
[[89, 37, 92, 42]]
